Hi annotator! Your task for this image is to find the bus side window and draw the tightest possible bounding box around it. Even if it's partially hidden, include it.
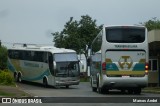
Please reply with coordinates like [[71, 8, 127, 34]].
[[91, 32, 102, 54], [8, 50, 12, 58], [43, 52, 48, 63]]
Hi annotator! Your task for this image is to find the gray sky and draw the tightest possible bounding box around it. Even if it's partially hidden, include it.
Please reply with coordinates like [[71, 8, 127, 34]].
[[0, 0, 160, 47]]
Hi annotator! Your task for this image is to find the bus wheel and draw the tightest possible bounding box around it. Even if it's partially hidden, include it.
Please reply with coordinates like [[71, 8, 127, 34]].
[[97, 77, 102, 94], [17, 73, 22, 82], [91, 76, 97, 92], [66, 85, 69, 88], [14, 72, 17, 82], [43, 78, 48, 88], [90, 76, 93, 87], [134, 88, 141, 95], [121, 89, 126, 94], [128, 89, 133, 94], [98, 87, 102, 94], [102, 87, 109, 94], [92, 87, 97, 92]]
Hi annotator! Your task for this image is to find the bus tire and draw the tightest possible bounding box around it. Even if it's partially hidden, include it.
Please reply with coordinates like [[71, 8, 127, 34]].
[[17, 73, 22, 82], [43, 78, 48, 88], [134, 88, 141, 95], [91, 76, 97, 92], [98, 87, 102, 94], [14, 72, 17, 82], [66, 85, 69, 88], [101, 87, 109, 94], [98, 86, 108, 94], [104, 88, 109, 94], [121, 89, 126, 94], [97, 76, 103, 94], [128, 89, 134, 94], [92, 87, 97, 92], [90, 76, 93, 87]]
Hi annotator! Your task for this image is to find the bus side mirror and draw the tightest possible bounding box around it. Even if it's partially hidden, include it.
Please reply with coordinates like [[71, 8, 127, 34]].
[[53, 61, 56, 70]]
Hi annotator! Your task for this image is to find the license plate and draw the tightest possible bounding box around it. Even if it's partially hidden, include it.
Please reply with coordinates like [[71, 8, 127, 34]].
[[122, 76, 130, 78]]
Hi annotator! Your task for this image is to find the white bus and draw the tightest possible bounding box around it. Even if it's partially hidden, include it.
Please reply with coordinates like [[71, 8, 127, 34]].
[[90, 25, 148, 94], [8, 44, 80, 88]]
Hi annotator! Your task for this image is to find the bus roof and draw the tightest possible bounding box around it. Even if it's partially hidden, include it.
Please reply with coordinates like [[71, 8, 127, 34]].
[[104, 25, 145, 28], [8, 44, 76, 54]]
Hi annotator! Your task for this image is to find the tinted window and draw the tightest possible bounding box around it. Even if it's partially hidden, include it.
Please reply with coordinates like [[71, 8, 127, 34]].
[[33, 51, 46, 62], [106, 27, 145, 43], [149, 60, 151, 70], [91, 32, 102, 54], [54, 53, 78, 62], [8, 50, 21, 59], [152, 60, 158, 70], [8, 50, 47, 62], [23, 51, 32, 61]]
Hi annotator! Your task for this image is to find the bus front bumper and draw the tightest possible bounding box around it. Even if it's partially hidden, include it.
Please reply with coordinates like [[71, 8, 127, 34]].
[[55, 80, 80, 86]]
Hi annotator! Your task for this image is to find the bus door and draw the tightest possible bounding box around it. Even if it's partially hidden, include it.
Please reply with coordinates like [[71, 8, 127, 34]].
[[48, 53, 56, 85]]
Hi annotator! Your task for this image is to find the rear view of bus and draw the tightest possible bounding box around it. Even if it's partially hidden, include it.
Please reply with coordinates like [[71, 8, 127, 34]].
[[90, 25, 148, 94]]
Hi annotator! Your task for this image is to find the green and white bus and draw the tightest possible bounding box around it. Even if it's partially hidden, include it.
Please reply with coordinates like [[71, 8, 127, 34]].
[[8, 44, 80, 88], [90, 25, 148, 94]]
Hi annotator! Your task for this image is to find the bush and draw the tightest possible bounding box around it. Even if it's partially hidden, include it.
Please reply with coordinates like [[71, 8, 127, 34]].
[[0, 46, 8, 70], [0, 69, 14, 85]]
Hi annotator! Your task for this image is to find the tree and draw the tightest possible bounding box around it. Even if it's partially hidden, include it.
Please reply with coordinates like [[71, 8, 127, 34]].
[[140, 17, 160, 31], [0, 46, 8, 70], [52, 15, 102, 56], [52, 15, 102, 73]]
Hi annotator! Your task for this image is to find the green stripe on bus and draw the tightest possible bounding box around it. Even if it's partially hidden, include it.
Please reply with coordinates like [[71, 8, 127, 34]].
[[22, 69, 50, 81], [106, 71, 145, 75]]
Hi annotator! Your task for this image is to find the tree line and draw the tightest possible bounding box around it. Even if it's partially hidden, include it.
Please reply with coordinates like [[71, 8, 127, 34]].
[[1, 16, 160, 70], [52, 15, 160, 57]]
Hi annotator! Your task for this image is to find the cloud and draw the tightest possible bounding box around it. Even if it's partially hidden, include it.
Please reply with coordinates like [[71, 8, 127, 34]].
[[0, 9, 9, 19]]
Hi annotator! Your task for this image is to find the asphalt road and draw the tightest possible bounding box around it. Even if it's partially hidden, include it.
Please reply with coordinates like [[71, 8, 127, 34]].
[[1, 82, 160, 106], [16, 81, 160, 97]]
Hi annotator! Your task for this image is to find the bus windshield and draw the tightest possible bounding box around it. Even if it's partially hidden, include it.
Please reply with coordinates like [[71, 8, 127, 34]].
[[56, 62, 79, 77], [54, 53, 79, 77], [106, 27, 145, 43], [54, 53, 78, 62]]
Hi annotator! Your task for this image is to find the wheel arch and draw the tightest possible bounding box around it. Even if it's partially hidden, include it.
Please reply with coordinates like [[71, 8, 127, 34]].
[[43, 75, 48, 83]]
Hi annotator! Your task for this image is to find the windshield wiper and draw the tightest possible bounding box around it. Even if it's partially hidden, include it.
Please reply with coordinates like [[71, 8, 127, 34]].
[[57, 73, 67, 77]]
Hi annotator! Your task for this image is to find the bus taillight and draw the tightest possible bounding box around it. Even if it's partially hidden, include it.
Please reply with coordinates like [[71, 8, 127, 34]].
[[145, 63, 149, 75], [102, 62, 106, 70]]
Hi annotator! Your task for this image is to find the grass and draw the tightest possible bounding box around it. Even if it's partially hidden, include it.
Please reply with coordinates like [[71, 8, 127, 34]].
[[0, 84, 32, 97], [142, 87, 160, 94], [80, 77, 90, 82], [0, 90, 28, 97], [0, 83, 16, 87], [143, 87, 160, 90], [0, 91, 15, 96]]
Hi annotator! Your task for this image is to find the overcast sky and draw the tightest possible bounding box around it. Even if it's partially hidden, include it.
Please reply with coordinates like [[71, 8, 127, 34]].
[[0, 0, 160, 47]]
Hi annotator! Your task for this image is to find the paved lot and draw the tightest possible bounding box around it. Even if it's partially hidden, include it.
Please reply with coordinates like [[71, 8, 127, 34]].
[[1, 82, 160, 106], [16, 82, 160, 97]]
